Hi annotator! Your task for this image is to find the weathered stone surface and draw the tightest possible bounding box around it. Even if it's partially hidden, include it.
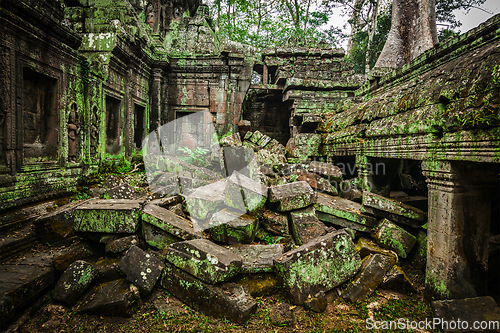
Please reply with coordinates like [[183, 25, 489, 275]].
[[256, 148, 287, 166], [152, 293, 189, 318], [185, 181, 228, 220], [289, 206, 328, 245], [379, 265, 417, 294], [226, 244, 283, 274], [261, 210, 289, 236], [105, 235, 140, 254], [409, 229, 427, 271], [255, 229, 295, 252], [339, 179, 363, 202], [53, 260, 97, 307], [120, 245, 164, 296], [149, 195, 182, 208], [342, 253, 393, 303], [158, 155, 222, 182], [234, 273, 278, 297], [238, 120, 251, 139], [372, 219, 416, 259], [142, 221, 181, 250], [34, 199, 88, 244], [273, 230, 362, 304], [308, 161, 343, 182], [269, 302, 295, 326], [164, 239, 243, 284], [74, 199, 142, 234], [294, 170, 338, 195], [160, 262, 257, 325], [93, 257, 126, 285], [220, 133, 242, 147], [168, 203, 185, 218], [303, 291, 327, 313], [257, 134, 272, 148], [355, 238, 398, 266], [431, 297, 500, 333], [225, 171, 268, 214], [52, 241, 103, 272], [223, 146, 261, 182], [268, 181, 316, 212], [77, 279, 138, 317], [208, 210, 259, 244], [362, 191, 425, 227], [315, 193, 377, 230], [248, 130, 263, 144], [106, 183, 136, 199], [286, 133, 320, 158], [142, 204, 202, 240]]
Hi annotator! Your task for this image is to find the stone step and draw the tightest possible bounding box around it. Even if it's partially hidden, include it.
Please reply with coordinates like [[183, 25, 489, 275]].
[[0, 224, 38, 264]]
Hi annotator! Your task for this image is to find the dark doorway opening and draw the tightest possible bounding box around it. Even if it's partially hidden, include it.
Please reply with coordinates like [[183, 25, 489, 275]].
[[105, 96, 121, 155], [134, 104, 145, 149]]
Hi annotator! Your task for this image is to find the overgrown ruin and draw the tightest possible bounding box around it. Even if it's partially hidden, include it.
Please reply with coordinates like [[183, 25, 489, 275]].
[[1, 0, 499, 330]]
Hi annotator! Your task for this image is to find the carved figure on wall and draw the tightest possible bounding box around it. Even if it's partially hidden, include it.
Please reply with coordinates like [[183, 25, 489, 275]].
[[146, 2, 155, 30], [68, 103, 78, 163], [90, 106, 99, 157]]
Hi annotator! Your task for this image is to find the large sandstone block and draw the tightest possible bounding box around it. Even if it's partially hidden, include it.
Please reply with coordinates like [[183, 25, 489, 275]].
[[294, 170, 338, 195], [142, 204, 202, 240], [52, 260, 97, 307], [289, 206, 327, 246], [372, 219, 416, 258], [185, 180, 228, 221], [226, 244, 283, 274], [74, 199, 142, 234], [208, 210, 259, 244], [273, 230, 362, 304], [225, 171, 267, 214], [160, 262, 257, 325], [308, 161, 343, 183], [268, 181, 316, 212], [119, 246, 164, 296], [164, 239, 243, 284], [261, 210, 289, 236]]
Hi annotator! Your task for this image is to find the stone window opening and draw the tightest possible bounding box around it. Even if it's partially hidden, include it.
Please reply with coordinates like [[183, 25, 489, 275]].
[[22, 68, 59, 164]]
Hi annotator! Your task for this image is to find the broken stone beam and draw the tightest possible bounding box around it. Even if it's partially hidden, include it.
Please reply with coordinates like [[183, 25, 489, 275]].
[[261, 210, 289, 236], [225, 171, 268, 214], [308, 161, 343, 183], [163, 239, 243, 284], [74, 199, 142, 233], [226, 244, 283, 274], [160, 262, 257, 325], [314, 193, 377, 232], [185, 180, 228, 221], [142, 204, 202, 244], [268, 181, 316, 212], [294, 170, 338, 195], [289, 206, 327, 246], [342, 253, 393, 303], [208, 209, 259, 244], [372, 219, 416, 258], [362, 191, 425, 228], [273, 230, 362, 305], [355, 238, 398, 266], [119, 245, 164, 296]]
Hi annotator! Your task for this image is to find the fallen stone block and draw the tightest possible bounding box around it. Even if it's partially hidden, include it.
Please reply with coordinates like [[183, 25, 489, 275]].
[[142, 221, 181, 250], [158, 155, 222, 182], [226, 244, 283, 274], [33, 199, 88, 244], [234, 273, 278, 297], [255, 229, 295, 252], [148, 195, 182, 208], [74, 199, 142, 234], [342, 253, 393, 303], [93, 257, 126, 285], [355, 238, 398, 266], [408, 229, 427, 271], [268, 181, 316, 212], [120, 245, 164, 296], [164, 239, 243, 284], [257, 134, 272, 148], [372, 219, 416, 259], [220, 133, 242, 147], [52, 260, 97, 307], [303, 291, 327, 313], [308, 161, 343, 183], [431, 297, 500, 333], [339, 179, 363, 202], [225, 171, 267, 214], [142, 204, 202, 241], [160, 262, 257, 325], [294, 170, 338, 195], [237, 120, 251, 139], [273, 230, 362, 304], [107, 183, 136, 199], [208, 210, 259, 244], [52, 241, 103, 272], [315, 193, 377, 231], [248, 130, 263, 144], [256, 149, 287, 169], [289, 206, 328, 245], [286, 134, 320, 158], [261, 210, 289, 236], [168, 203, 186, 218], [77, 279, 138, 317], [185, 180, 228, 221], [223, 146, 261, 181], [379, 265, 417, 294], [362, 191, 425, 228], [105, 235, 140, 254]]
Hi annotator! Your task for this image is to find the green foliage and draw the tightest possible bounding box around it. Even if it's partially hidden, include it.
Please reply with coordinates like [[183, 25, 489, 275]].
[[80, 58, 91, 84], [177, 146, 210, 167], [437, 28, 461, 42], [436, 0, 487, 30]]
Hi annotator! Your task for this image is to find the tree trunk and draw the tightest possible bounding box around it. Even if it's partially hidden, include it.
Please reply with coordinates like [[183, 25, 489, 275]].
[[347, 0, 367, 55], [374, 0, 438, 68], [365, 0, 379, 74]]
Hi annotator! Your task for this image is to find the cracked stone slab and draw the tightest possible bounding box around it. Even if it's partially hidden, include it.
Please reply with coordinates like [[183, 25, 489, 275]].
[[74, 199, 143, 234], [372, 219, 416, 259], [362, 191, 425, 227], [273, 230, 362, 304], [142, 221, 182, 250], [289, 206, 328, 246], [52, 260, 97, 307], [160, 261, 257, 325], [226, 244, 283, 274], [164, 239, 243, 284], [185, 180, 228, 220], [314, 193, 377, 229], [268, 181, 317, 212], [142, 204, 202, 240], [225, 171, 268, 214], [342, 253, 393, 303], [208, 210, 259, 244], [119, 245, 164, 296]]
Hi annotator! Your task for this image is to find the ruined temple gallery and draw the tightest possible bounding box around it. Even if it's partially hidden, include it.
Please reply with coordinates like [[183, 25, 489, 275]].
[[0, 0, 499, 328]]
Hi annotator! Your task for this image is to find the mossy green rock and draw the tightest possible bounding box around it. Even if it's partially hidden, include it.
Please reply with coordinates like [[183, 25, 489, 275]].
[[142, 204, 202, 240], [362, 191, 425, 227], [273, 230, 361, 304], [225, 171, 268, 214], [372, 219, 417, 258], [315, 192, 377, 229], [355, 237, 398, 266], [226, 244, 283, 274], [185, 180, 228, 220], [52, 260, 97, 307], [164, 239, 243, 284], [289, 206, 328, 246], [268, 181, 316, 212]]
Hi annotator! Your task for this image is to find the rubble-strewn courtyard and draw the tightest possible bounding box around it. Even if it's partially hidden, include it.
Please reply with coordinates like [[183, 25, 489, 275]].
[[1, 0, 500, 331]]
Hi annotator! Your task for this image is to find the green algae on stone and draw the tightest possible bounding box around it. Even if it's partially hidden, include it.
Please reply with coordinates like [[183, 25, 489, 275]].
[[289, 206, 328, 246], [268, 181, 316, 212], [208, 209, 259, 244], [356, 237, 398, 266], [315, 192, 377, 227], [52, 260, 98, 307], [372, 219, 417, 259]]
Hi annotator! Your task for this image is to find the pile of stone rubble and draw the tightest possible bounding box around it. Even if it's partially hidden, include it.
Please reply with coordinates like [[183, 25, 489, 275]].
[[33, 131, 429, 325]]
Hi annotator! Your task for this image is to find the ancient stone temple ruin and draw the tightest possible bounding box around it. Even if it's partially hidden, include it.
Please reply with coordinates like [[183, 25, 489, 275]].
[[0, 0, 499, 329]]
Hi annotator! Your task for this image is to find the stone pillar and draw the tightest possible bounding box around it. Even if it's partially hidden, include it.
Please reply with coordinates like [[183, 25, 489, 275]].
[[422, 160, 497, 300], [150, 68, 163, 132], [356, 155, 372, 191]]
